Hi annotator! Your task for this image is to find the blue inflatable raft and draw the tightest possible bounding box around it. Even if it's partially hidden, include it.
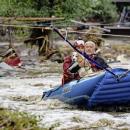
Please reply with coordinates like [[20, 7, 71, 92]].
[[42, 68, 130, 109]]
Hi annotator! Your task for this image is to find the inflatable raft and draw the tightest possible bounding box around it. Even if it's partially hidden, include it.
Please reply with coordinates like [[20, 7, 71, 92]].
[[42, 68, 130, 110]]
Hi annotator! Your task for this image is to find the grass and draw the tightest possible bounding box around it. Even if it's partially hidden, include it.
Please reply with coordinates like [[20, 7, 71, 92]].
[[0, 108, 44, 130]]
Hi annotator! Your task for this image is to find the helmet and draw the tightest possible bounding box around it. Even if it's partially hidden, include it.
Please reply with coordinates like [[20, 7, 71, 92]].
[[74, 40, 85, 48]]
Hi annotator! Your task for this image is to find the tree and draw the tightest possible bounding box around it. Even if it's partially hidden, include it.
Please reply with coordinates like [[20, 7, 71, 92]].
[[0, 0, 118, 22]]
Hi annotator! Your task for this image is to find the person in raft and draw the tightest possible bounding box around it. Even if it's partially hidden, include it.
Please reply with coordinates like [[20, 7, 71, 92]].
[[3, 48, 22, 67], [84, 41, 109, 72], [62, 38, 86, 85], [62, 40, 109, 85]]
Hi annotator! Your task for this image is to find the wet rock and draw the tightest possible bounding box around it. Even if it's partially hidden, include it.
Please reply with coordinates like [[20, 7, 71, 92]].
[[49, 53, 63, 63], [10, 95, 40, 102], [33, 83, 45, 87]]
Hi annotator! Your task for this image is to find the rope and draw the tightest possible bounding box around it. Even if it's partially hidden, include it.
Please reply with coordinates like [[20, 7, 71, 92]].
[[0, 23, 130, 38], [70, 20, 130, 26], [64, 30, 130, 38], [65, 28, 68, 41], [0, 24, 52, 29]]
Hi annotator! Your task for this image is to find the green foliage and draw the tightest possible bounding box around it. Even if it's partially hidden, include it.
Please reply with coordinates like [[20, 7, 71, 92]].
[[0, 0, 118, 22], [0, 108, 43, 130], [89, 0, 118, 22], [60, 0, 118, 22]]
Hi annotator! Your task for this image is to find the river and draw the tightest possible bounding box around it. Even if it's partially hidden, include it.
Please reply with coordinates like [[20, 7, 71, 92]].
[[0, 42, 130, 130]]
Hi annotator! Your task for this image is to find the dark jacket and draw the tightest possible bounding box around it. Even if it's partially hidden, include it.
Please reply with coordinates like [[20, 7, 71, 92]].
[[90, 55, 109, 72]]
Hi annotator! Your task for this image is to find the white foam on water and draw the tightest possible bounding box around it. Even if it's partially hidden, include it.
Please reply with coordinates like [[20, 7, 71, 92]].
[[0, 61, 130, 129]]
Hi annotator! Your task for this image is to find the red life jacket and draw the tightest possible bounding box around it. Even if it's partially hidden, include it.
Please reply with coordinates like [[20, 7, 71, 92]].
[[5, 56, 21, 67], [62, 56, 80, 85]]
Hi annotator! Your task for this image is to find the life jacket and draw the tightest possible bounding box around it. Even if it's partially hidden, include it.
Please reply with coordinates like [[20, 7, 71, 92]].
[[90, 55, 109, 72], [5, 56, 21, 67], [62, 56, 80, 85]]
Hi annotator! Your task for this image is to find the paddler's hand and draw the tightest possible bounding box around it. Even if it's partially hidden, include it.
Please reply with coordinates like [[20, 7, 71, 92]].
[[79, 68, 86, 77], [77, 55, 85, 67], [77, 55, 90, 67]]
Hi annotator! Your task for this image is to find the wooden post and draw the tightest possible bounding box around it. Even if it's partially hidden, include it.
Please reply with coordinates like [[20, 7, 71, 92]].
[[8, 20, 12, 48], [48, 29, 53, 48]]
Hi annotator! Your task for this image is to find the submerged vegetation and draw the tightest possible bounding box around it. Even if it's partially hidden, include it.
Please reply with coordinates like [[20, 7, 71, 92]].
[[0, 108, 43, 130]]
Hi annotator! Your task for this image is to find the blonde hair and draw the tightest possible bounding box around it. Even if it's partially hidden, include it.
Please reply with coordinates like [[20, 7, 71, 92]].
[[85, 41, 96, 47]]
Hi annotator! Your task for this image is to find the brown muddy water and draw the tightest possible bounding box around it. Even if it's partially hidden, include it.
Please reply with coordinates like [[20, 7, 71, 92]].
[[0, 40, 130, 130]]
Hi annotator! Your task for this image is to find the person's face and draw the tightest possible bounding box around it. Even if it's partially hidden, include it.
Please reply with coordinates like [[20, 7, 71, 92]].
[[85, 44, 95, 55], [76, 44, 84, 52]]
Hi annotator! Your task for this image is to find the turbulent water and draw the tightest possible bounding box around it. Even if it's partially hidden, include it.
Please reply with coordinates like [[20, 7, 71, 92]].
[[1, 47, 130, 130]]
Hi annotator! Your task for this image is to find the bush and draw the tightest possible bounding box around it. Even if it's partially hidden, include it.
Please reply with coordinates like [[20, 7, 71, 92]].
[[0, 108, 43, 130]]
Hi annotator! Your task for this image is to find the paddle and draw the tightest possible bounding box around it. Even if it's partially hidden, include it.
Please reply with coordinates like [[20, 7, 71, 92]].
[[53, 27, 124, 80]]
